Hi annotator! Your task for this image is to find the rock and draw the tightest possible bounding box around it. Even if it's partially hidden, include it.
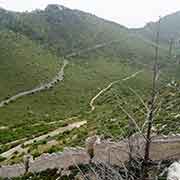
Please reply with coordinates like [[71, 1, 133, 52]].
[[86, 136, 100, 158], [167, 161, 180, 180], [75, 173, 84, 180], [61, 169, 72, 177]]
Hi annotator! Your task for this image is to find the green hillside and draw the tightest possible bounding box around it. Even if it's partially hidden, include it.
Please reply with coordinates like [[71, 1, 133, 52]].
[[0, 5, 179, 164], [131, 11, 180, 46], [0, 30, 61, 100], [0, 5, 167, 62]]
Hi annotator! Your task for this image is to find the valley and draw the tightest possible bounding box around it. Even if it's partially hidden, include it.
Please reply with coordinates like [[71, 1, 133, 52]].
[[0, 3, 179, 179]]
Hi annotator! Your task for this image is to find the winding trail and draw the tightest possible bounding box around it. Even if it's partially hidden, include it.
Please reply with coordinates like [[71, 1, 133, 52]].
[[0, 41, 118, 108], [0, 60, 68, 108], [89, 70, 143, 111], [0, 40, 147, 158], [0, 120, 87, 159], [66, 40, 121, 58], [0, 37, 157, 108], [0, 34, 169, 109]]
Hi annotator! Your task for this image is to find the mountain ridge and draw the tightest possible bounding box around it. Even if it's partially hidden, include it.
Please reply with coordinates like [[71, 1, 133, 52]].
[[131, 10, 180, 46]]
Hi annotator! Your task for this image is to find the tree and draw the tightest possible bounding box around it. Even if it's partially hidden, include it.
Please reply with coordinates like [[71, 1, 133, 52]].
[[141, 17, 161, 180]]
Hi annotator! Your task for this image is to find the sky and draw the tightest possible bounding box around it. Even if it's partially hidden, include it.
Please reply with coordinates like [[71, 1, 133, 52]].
[[0, 0, 180, 28]]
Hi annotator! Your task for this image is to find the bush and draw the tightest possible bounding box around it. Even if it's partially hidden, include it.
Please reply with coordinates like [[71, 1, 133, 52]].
[[0, 156, 6, 162]]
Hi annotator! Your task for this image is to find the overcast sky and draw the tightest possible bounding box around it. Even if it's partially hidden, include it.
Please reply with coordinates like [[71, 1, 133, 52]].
[[0, 0, 180, 28]]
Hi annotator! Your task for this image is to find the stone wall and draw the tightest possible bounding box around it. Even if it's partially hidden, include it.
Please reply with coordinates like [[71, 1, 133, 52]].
[[92, 140, 130, 167], [0, 163, 25, 178], [93, 134, 180, 166], [0, 148, 90, 178], [29, 148, 90, 173], [1, 135, 180, 178]]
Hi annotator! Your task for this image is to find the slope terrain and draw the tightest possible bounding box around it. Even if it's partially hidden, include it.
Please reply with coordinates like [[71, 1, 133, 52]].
[[0, 5, 179, 165], [132, 10, 180, 49], [0, 30, 61, 100]]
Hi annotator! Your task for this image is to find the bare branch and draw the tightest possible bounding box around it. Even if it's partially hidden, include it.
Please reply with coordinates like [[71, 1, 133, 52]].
[[115, 96, 146, 140], [128, 87, 149, 113]]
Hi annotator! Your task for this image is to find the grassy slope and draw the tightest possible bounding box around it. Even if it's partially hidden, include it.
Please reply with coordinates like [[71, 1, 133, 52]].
[[0, 36, 179, 159], [1, 55, 179, 163], [10, 5, 128, 55], [0, 30, 61, 100], [0, 6, 179, 163], [0, 57, 142, 143], [1, 5, 167, 62]]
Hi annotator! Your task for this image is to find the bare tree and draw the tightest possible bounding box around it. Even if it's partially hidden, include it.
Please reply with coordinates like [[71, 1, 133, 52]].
[[141, 17, 161, 180]]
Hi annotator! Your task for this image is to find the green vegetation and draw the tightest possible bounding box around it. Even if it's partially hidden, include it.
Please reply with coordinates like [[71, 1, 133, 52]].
[[0, 156, 6, 162], [0, 4, 179, 166], [10, 169, 78, 180], [0, 57, 142, 144], [132, 10, 180, 45], [0, 30, 61, 100]]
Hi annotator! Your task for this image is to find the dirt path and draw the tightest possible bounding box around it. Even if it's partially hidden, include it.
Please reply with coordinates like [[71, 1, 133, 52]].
[[0, 121, 87, 159], [0, 60, 68, 108], [0, 39, 149, 109], [0, 41, 117, 108], [89, 70, 143, 111], [0, 36, 166, 109]]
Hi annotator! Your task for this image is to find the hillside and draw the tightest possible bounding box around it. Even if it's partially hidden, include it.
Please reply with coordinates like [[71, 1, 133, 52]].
[[1, 5, 127, 55], [132, 11, 180, 47], [0, 4, 179, 167], [0, 30, 61, 100], [0, 5, 168, 62]]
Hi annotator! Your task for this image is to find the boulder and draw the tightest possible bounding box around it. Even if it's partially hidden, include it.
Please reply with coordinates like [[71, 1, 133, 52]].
[[167, 161, 180, 180]]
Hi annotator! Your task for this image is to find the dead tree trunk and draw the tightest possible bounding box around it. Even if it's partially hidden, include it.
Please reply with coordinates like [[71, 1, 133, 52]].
[[141, 18, 161, 180]]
